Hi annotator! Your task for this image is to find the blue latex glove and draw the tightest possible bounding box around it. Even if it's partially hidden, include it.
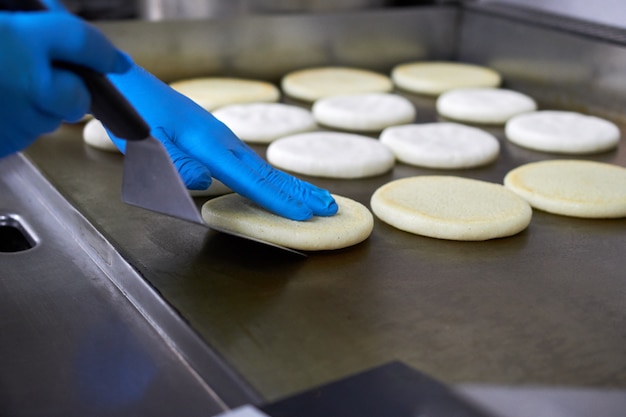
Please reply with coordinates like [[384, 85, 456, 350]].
[[108, 63, 338, 221], [0, 10, 131, 159]]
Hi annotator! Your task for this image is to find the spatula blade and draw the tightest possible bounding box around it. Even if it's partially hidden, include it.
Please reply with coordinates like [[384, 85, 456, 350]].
[[122, 136, 205, 225]]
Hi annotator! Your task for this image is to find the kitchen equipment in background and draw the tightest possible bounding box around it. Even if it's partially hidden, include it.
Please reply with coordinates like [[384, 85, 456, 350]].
[[138, 0, 390, 20]]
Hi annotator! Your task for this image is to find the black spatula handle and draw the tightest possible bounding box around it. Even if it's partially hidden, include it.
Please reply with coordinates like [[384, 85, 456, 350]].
[[0, 0, 150, 141]]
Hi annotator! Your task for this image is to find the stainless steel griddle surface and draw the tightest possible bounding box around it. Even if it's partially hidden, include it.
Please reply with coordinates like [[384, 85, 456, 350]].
[[26, 81, 626, 402], [8, 3, 623, 407]]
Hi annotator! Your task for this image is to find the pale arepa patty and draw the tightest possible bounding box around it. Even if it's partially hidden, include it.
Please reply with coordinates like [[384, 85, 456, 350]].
[[170, 77, 280, 111], [505, 110, 620, 155], [202, 194, 373, 251], [371, 176, 532, 241], [437, 88, 537, 124], [379, 122, 500, 169], [281, 66, 393, 102], [312, 93, 416, 132], [392, 61, 501, 96], [213, 102, 317, 144], [504, 160, 626, 218], [267, 131, 395, 179]]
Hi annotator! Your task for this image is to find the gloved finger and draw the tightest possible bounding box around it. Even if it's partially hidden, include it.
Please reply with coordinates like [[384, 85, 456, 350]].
[[209, 143, 335, 220], [105, 126, 212, 190], [233, 145, 338, 216], [151, 128, 213, 191], [37, 67, 91, 122], [221, 157, 314, 221], [27, 13, 131, 75]]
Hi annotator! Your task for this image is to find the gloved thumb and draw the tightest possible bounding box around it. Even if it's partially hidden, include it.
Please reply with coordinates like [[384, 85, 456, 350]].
[[108, 127, 213, 191], [151, 127, 213, 191]]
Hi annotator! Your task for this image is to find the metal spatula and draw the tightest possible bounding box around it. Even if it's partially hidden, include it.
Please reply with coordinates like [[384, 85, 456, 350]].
[[64, 64, 207, 225]]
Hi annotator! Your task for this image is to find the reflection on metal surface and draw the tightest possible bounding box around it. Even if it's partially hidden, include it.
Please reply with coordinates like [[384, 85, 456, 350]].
[[459, 2, 626, 124], [96, 7, 456, 82], [138, 0, 389, 20], [475, 0, 626, 30], [0, 154, 258, 415]]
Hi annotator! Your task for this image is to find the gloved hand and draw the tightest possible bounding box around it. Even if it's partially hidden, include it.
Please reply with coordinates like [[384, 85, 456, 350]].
[[0, 9, 131, 158], [107, 62, 338, 221]]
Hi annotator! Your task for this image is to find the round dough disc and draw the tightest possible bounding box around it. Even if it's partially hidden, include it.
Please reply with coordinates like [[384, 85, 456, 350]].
[[379, 122, 500, 169], [392, 61, 501, 96], [201, 194, 374, 251], [169, 77, 280, 111], [505, 110, 621, 155], [83, 119, 119, 153], [312, 93, 416, 132], [212, 103, 317, 144], [281, 67, 393, 102], [436, 88, 537, 124], [267, 131, 395, 179], [504, 160, 626, 218], [371, 176, 532, 241]]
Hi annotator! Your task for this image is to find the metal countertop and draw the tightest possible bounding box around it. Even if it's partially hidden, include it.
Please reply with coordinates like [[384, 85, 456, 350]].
[[0, 154, 233, 416], [10, 3, 626, 410]]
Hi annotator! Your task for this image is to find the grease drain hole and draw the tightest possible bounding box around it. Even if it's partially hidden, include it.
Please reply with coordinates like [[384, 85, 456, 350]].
[[0, 215, 37, 253]]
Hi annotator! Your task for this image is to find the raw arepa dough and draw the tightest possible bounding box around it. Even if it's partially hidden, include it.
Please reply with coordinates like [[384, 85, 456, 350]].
[[371, 176, 532, 241], [436, 88, 537, 124], [83, 119, 119, 153], [504, 160, 626, 218], [169, 77, 280, 111], [505, 110, 621, 154], [201, 194, 374, 251], [312, 93, 416, 132], [379, 122, 500, 169], [267, 131, 395, 179], [392, 61, 502, 96], [213, 103, 317, 144], [281, 67, 393, 102]]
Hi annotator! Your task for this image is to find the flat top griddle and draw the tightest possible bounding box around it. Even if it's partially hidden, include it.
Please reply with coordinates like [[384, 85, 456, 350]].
[[26, 82, 626, 402], [16, 3, 626, 407]]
